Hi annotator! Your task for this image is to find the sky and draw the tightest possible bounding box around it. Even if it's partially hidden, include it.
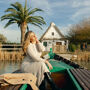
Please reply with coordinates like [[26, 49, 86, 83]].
[[0, 0, 90, 43]]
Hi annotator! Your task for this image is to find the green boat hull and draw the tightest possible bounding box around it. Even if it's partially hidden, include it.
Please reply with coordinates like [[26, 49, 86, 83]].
[[20, 59, 82, 90]]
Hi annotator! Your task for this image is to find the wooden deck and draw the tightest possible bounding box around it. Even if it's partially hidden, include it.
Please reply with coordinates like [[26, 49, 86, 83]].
[[70, 69, 90, 90]]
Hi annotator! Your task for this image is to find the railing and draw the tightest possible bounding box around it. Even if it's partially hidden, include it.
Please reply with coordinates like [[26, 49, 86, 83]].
[[0, 44, 22, 51], [0, 48, 22, 51]]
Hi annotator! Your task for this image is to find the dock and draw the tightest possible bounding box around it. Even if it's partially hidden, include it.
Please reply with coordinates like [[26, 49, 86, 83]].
[[70, 69, 90, 90], [57, 54, 73, 60]]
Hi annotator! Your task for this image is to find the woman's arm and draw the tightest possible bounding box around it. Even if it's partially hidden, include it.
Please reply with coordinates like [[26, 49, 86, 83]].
[[45, 60, 53, 70], [27, 45, 46, 62], [36, 41, 45, 52], [35, 36, 45, 52]]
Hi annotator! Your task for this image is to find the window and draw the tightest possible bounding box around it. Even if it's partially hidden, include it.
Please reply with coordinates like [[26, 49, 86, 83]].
[[43, 42, 47, 47], [65, 41, 67, 45], [49, 42, 51, 44], [52, 32, 54, 36], [56, 42, 62, 45]]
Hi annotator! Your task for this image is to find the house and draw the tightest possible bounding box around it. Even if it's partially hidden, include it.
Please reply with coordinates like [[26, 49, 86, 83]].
[[39, 22, 68, 53]]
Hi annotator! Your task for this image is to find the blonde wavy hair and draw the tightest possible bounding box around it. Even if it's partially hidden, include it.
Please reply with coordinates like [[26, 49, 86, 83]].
[[23, 31, 34, 56]]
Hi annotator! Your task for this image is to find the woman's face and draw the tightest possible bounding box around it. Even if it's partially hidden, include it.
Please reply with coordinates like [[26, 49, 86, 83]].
[[30, 32, 36, 43]]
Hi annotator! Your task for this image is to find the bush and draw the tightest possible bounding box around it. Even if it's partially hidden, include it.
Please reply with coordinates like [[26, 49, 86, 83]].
[[69, 43, 77, 52]]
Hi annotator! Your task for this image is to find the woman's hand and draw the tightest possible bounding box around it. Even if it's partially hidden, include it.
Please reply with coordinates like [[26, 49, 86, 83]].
[[45, 60, 53, 70], [48, 62, 53, 70], [35, 35, 39, 43]]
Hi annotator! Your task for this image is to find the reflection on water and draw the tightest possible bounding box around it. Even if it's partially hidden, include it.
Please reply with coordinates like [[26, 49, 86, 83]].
[[0, 61, 22, 75], [0, 60, 90, 75]]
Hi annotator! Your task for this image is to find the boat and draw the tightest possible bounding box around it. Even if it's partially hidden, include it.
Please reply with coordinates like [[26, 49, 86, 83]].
[[0, 53, 89, 90]]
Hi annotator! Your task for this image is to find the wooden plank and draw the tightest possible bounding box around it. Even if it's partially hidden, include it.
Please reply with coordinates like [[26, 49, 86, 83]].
[[70, 69, 89, 90], [80, 69, 90, 79], [79, 69, 90, 82], [76, 69, 90, 89], [1, 48, 22, 50], [84, 69, 90, 75], [0, 44, 22, 46], [8, 85, 22, 90]]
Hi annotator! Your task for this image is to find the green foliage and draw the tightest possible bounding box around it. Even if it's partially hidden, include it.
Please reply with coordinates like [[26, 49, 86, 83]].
[[0, 34, 7, 43], [67, 19, 90, 44], [69, 43, 77, 52], [1, 0, 46, 44], [1, 1, 46, 30]]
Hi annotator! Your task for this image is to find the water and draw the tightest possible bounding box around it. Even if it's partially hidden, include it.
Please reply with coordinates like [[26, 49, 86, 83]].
[[0, 60, 90, 75], [0, 61, 22, 75], [73, 61, 90, 69]]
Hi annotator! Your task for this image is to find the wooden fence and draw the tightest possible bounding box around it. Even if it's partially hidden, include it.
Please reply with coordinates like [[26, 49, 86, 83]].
[[0, 44, 24, 61], [52, 45, 67, 53], [0, 44, 22, 51]]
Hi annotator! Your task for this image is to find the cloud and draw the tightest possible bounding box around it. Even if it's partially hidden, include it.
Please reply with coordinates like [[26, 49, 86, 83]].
[[58, 24, 72, 36], [0, 0, 24, 4], [30, 0, 52, 15], [72, 0, 90, 8], [71, 7, 90, 21], [51, 2, 67, 8], [0, 24, 21, 43], [68, 0, 90, 22], [0, 0, 53, 16]]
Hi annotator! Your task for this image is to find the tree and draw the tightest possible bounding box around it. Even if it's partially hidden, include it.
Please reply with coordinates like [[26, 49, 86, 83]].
[[0, 34, 7, 43], [67, 19, 90, 44], [1, 0, 46, 44]]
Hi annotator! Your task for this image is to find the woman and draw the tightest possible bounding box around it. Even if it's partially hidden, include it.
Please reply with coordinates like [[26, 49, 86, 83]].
[[21, 31, 59, 90]]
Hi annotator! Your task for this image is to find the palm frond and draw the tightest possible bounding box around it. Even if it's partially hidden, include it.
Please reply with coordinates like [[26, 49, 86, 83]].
[[4, 20, 16, 28], [29, 16, 46, 24], [5, 8, 17, 14], [24, 0, 27, 11], [11, 2, 24, 14], [24, 8, 31, 20], [30, 22, 43, 30], [28, 8, 43, 15], [1, 13, 20, 21], [27, 25, 29, 31]]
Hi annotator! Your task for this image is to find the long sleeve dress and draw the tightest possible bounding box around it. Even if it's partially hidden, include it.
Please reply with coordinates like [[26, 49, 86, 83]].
[[21, 42, 50, 87]]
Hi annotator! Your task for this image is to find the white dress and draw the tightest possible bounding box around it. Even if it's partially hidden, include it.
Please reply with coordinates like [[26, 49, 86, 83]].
[[21, 42, 49, 87]]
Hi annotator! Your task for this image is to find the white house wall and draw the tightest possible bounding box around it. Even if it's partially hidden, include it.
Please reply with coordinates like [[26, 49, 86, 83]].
[[42, 40, 52, 51], [42, 40, 66, 51], [43, 26, 62, 39], [40, 22, 69, 52]]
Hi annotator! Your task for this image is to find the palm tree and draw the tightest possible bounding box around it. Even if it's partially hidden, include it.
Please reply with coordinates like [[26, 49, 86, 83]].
[[1, 0, 46, 44]]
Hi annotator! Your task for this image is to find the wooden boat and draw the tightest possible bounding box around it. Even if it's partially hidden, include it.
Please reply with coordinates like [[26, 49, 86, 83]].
[[0, 54, 89, 90]]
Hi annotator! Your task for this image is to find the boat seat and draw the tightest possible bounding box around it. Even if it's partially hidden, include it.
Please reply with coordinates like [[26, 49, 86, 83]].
[[0, 73, 38, 90]]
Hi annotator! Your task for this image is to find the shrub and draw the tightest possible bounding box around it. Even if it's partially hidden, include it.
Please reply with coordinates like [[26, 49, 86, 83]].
[[69, 43, 77, 52]]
